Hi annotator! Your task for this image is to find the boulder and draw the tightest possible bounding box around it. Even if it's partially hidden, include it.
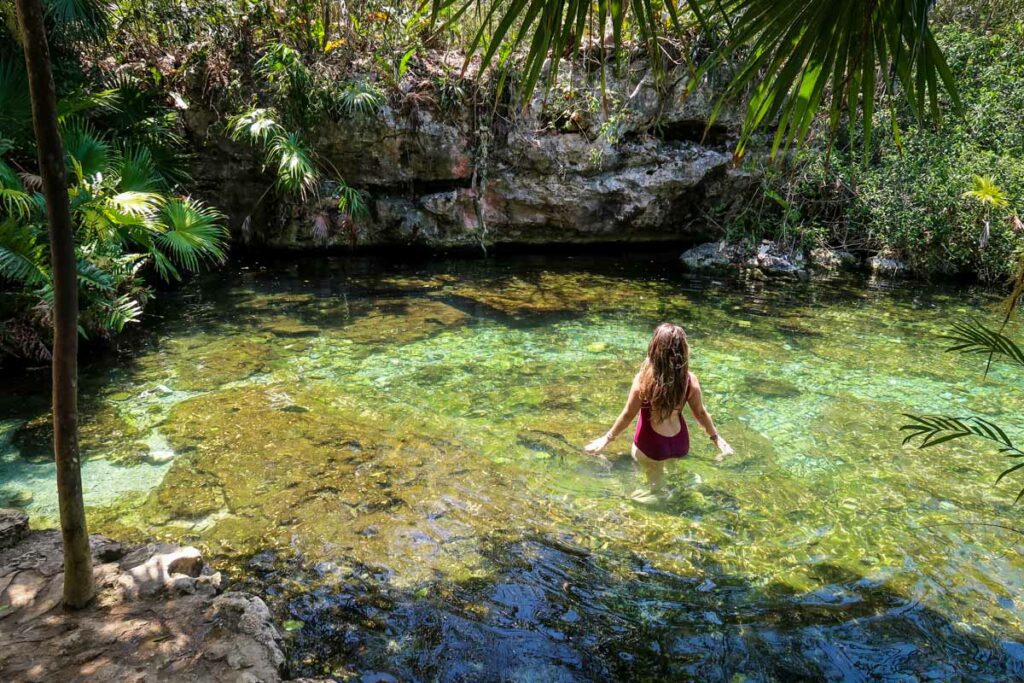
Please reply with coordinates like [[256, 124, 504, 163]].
[[205, 592, 286, 671], [117, 543, 222, 599], [868, 252, 911, 277], [0, 508, 29, 550], [810, 246, 859, 271], [747, 240, 809, 279], [680, 241, 748, 273]]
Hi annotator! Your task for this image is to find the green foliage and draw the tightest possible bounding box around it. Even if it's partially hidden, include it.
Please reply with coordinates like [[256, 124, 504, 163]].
[[0, 20, 228, 360], [735, 21, 1024, 281], [334, 80, 385, 118], [433, 0, 958, 161], [963, 175, 1010, 209], [226, 36, 380, 239]]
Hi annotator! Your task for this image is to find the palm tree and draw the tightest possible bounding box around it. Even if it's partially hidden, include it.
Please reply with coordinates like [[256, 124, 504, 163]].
[[962, 174, 1010, 249], [14, 0, 94, 608], [433, 0, 960, 160]]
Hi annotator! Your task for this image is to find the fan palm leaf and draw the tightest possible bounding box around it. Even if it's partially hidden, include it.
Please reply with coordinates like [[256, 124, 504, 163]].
[[44, 0, 110, 38], [226, 107, 286, 145], [61, 121, 109, 179], [116, 145, 163, 193], [267, 133, 319, 198], [154, 198, 228, 274], [0, 58, 32, 145], [962, 175, 1010, 209]]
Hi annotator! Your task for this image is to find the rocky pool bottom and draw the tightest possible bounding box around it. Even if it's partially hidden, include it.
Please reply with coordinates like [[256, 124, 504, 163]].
[[2, 253, 1024, 680]]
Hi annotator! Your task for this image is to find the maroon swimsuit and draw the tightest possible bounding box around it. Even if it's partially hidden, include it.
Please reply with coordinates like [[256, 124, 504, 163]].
[[633, 381, 691, 461]]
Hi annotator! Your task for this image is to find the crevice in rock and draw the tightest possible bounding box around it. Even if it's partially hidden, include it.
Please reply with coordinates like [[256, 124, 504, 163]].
[[651, 120, 732, 147], [362, 176, 474, 197]]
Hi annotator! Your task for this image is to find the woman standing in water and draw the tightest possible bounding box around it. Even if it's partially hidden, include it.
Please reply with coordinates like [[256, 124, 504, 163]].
[[585, 323, 733, 491]]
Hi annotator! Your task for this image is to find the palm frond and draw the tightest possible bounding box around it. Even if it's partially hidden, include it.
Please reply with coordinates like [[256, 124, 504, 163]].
[[337, 181, 369, 219], [109, 190, 163, 219], [116, 145, 162, 192], [436, 0, 959, 162], [0, 218, 48, 286], [154, 198, 228, 275], [707, 0, 960, 160], [902, 413, 1024, 502], [61, 121, 110, 179], [226, 107, 285, 144], [944, 319, 1024, 377], [44, 0, 110, 38], [962, 175, 1010, 209], [337, 81, 385, 118], [0, 58, 32, 144], [99, 293, 143, 332], [267, 133, 319, 198], [0, 160, 34, 219], [57, 89, 120, 122]]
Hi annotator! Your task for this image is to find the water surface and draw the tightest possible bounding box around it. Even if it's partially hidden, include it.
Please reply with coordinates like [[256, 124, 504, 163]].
[[2, 253, 1023, 680]]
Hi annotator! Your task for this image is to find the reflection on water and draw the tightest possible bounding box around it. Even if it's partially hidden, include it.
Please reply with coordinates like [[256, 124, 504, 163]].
[[2, 253, 1024, 680]]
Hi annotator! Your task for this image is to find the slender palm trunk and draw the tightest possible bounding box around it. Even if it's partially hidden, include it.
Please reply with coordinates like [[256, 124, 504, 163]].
[[15, 0, 95, 609]]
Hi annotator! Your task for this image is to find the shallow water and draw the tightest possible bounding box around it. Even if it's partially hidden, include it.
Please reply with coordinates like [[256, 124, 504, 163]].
[[3, 253, 1024, 680]]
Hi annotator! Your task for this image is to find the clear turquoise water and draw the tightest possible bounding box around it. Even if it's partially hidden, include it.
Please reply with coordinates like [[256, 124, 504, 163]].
[[2, 253, 1023, 680]]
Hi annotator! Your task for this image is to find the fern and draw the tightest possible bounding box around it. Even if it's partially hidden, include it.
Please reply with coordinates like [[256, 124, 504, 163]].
[[0, 219, 48, 286]]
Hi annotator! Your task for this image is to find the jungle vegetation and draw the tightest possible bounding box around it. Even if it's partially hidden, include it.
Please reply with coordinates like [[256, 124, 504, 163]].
[[1, 0, 1020, 366]]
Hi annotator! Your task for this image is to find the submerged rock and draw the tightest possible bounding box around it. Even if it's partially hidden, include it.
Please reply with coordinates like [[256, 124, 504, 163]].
[[11, 406, 147, 466], [337, 297, 467, 346], [262, 319, 321, 338], [139, 336, 278, 392], [0, 489, 33, 509], [744, 375, 802, 399]]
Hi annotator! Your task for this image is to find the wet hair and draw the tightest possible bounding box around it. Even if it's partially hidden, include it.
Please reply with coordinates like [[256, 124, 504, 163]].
[[638, 323, 690, 421]]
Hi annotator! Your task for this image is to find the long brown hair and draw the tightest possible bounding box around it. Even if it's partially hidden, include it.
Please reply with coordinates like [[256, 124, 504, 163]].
[[638, 323, 690, 421]]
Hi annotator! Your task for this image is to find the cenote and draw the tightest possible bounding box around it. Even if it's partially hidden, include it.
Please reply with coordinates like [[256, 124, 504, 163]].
[[2, 252, 1023, 681]]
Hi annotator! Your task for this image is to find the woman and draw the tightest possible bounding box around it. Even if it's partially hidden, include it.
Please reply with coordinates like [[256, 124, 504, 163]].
[[584, 323, 733, 491]]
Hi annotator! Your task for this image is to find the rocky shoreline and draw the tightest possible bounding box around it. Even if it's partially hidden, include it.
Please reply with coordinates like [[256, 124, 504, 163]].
[[680, 240, 912, 280], [0, 509, 288, 682]]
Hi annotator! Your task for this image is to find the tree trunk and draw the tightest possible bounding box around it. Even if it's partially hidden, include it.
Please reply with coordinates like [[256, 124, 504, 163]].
[[15, 0, 95, 609]]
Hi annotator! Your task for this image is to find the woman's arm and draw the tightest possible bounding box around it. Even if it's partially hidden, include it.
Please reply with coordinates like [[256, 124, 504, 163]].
[[584, 375, 642, 454], [686, 373, 734, 459]]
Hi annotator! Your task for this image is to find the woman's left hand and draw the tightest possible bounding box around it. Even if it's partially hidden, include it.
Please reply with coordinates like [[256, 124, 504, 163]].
[[584, 434, 611, 455], [713, 437, 734, 462]]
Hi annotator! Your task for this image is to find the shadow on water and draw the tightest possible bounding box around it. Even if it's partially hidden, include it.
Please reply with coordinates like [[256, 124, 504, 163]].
[[235, 532, 1023, 682]]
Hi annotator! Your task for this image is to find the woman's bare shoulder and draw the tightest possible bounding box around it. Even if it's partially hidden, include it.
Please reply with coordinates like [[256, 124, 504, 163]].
[[687, 371, 701, 391]]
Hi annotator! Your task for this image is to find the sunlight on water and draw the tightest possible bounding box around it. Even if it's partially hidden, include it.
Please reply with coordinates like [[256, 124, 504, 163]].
[[2, 254, 1023, 680]]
